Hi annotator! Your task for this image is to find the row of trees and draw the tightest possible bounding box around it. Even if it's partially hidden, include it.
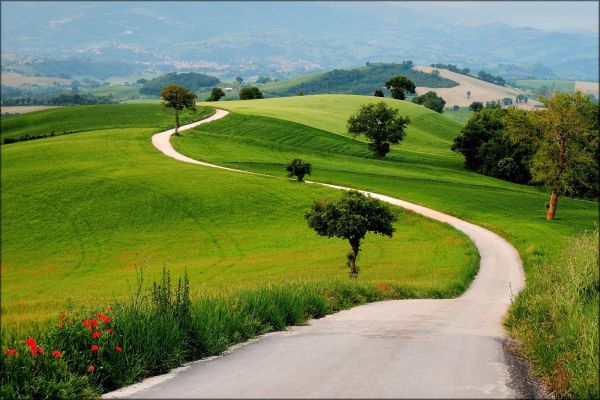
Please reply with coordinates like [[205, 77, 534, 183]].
[[1, 93, 115, 106], [453, 92, 598, 219]]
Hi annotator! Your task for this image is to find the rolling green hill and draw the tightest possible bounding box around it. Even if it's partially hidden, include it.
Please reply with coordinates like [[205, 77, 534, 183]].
[[0, 102, 477, 324], [260, 63, 458, 97]]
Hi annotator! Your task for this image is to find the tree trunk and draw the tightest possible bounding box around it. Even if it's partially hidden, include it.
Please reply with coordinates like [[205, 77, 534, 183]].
[[174, 110, 180, 135], [347, 240, 360, 279], [546, 190, 559, 220]]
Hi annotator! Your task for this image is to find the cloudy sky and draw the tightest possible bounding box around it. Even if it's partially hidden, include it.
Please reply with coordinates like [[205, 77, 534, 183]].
[[395, 1, 599, 32]]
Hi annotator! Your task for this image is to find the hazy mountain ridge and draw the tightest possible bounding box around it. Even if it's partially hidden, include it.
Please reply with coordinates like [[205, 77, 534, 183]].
[[1, 2, 597, 81]]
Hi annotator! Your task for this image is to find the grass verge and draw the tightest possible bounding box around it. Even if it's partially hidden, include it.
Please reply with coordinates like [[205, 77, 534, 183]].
[[506, 228, 599, 398]]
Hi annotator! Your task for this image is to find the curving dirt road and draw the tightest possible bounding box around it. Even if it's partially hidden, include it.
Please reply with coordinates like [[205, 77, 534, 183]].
[[105, 110, 530, 398]]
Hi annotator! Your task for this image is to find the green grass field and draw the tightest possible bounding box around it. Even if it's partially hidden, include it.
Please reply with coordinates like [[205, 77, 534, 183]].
[[0, 102, 477, 324], [0, 104, 200, 141], [82, 84, 143, 102], [442, 107, 473, 125], [514, 79, 576, 92]]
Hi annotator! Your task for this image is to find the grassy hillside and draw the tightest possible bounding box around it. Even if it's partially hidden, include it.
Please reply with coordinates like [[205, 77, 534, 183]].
[[514, 79, 576, 92], [0, 104, 199, 142], [1, 103, 477, 324], [83, 84, 144, 102], [260, 63, 458, 97], [194, 95, 597, 270]]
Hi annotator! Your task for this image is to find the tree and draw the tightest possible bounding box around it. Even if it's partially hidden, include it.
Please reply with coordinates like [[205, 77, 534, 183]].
[[347, 102, 410, 157], [469, 101, 484, 112], [451, 107, 532, 183], [239, 86, 264, 100], [384, 76, 416, 100], [373, 89, 384, 97], [160, 84, 197, 135], [235, 76, 244, 85], [504, 92, 598, 220], [412, 91, 446, 113], [305, 191, 397, 278], [285, 158, 312, 182], [206, 87, 225, 102], [467, 91, 471, 99]]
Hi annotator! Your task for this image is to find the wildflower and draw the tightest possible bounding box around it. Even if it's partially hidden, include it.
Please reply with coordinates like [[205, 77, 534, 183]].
[[3, 347, 17, 357], [106, 306, 113, 312], [91, 345, 99, 351], [115, 346, 122, 352], [52, 350, 62, 358], [107, 328, 113, 335], [97, 313, 111, 324], [88, 365, 95, 372], [37, 347, 44, 356], [91, 319, 98, 327], [92, 331, 101, 339], [231, 304, 238, 311], [25, 337, 38, 356], [57, 321, 64, 328], [59, 313, 66, 320]]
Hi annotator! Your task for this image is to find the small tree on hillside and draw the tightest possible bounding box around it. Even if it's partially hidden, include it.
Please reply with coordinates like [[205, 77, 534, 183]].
[[285, 158, 312, 182], [347, 102, 410, 157], [384, 76, 416, 100], [469, 101, 484, 112], [504, 91, 598, 220], [235, 76, 244, 85], [412, 91, 446, 113], [373, 89, 384, 97], [305, 190, 397, 278], [206, 87, 225, 102], [239, 86, 264, 100], [160, 84, 197, 135], [467, 90, 471, 99]]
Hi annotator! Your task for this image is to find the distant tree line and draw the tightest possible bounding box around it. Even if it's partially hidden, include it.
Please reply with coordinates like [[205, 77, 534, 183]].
[[0, 93, 115, 106], [476, 70, 506, 86], [430, 63, 470, 75], [430, 63, 506, 86], [140, 72, 220, 96]]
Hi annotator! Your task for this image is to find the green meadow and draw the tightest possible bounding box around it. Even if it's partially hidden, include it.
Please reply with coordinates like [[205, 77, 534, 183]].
[[0, 103, 477, 324]]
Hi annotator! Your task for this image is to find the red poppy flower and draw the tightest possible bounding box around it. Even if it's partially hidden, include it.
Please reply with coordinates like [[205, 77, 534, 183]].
[[91, 345, 99, 351], [59, 313, 66, 320], [3, 347, 17, 357], [97, 313, 111, 324], [91, 319, 98, 327], [106, 306, 113, 312], [88, 365, 95, 372], [52, 350, 62, 358], [107, 328, 113, 335], [37, 347, 44, 356], [115, 346, 122, 352], [25, 337, 38, 356], [57, 321, 64, 328], [92, 331, 101, 339]]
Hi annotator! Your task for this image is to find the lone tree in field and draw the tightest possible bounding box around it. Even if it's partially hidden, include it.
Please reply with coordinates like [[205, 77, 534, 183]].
[[385, 76, 416, 100], [467, 91, 471, 99], [239, 86, 264, 100], [235, 76, 244, 85], [347, 102, 410, 157], [373, 89, 384, 97], [206, 87, 225, 102], [504, 91, 598, 220], [285, 158, 312, 182], [469, 101, 484, 112], [305, 190, 397, 278], [160, 84, 197, 135]]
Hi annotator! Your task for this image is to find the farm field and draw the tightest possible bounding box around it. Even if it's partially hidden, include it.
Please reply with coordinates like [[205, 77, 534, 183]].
[[0, 102, 478, 325], [414, 66, 536, 108], [0, 105, 61, 115], [0, 71, 71, 87]]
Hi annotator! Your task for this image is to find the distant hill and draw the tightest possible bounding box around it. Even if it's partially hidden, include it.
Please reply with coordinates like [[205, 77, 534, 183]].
[[139, 72, 220, 96], [262, 62, 458, 97]]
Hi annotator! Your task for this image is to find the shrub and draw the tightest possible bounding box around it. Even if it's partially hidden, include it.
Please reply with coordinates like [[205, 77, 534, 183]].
[[239, 86, 264, 100]]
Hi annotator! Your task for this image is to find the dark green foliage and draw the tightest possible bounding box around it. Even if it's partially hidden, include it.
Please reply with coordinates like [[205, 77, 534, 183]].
[[451, 107, 532, 183], [477, 70, 506, 86], [140, 72, 220, 96], [305, 190, 397, 278], [256, 76, 272, 84], [160, 84, 197, 134], [285, 158, 312, 181], [347, 101, 410, 157], [373, 89, 384, 97], [239, 86, 264, 100], [469, 102, 484, 112], [412, 91, 446, 113], [235, 77, 244, 85], [206, 87, 225, 102], [385, 76, 416, 100], [452, 105, 460, 111], [1, 93, 115, 106], [267, 62, 457, 97], [430, 63, 470, 75]]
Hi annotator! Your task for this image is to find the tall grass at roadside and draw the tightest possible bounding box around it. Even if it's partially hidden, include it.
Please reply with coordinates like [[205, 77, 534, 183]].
[[506, 228, 599, 399], [1, 267, 459, 399]]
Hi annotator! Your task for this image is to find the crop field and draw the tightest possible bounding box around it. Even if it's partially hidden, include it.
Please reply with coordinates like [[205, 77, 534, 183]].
[[0, 102, 478, 325], [1, 71, 71, 87]]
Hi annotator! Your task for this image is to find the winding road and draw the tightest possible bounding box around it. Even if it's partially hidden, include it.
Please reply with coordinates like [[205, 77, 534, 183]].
[[105, 110, 530, 398]]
